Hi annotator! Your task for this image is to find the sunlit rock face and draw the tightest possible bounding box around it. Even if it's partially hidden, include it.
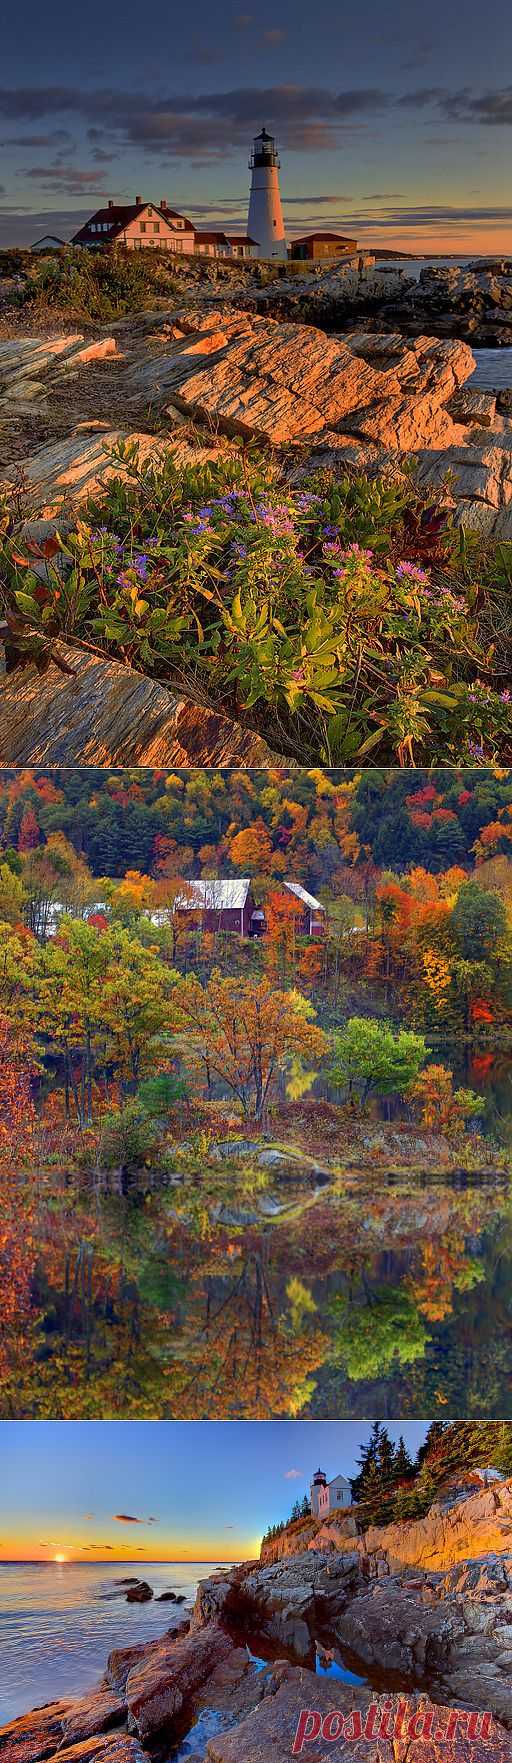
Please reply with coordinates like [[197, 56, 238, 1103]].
[[124, 1622, 237, 1740], [260, 1474, 512, 1573]]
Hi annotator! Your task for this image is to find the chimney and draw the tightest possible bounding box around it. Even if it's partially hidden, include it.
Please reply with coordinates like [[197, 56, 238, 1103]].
[[108, 199, 114, 208], [160, 198, 168, 209], [135, 194, 142, 206]]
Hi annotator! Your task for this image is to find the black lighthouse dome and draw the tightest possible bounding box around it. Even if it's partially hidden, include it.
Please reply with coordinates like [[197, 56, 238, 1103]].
[[249, 127, 281, 169]]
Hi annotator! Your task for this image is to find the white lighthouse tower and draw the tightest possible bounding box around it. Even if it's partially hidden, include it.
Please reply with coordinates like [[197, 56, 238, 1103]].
[[247, 127, 287, 261]]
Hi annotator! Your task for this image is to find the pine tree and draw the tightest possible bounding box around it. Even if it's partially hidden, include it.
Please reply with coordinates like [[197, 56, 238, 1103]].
[[394, 1435, 414, 1481], [351, 1421, 387, 1501], [377, 1429, 397, 1490]]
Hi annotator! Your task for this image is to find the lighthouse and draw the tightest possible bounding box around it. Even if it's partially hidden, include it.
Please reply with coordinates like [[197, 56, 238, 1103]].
[[247, 127, 287, 261]]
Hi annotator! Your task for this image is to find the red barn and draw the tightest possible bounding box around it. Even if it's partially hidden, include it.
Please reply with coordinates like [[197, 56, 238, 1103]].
[[173, 878, 257, 936], [172, 878, 326, 939]]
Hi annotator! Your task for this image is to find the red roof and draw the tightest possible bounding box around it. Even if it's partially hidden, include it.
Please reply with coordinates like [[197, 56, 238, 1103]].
[[293, 231, 358, 244], [72, 202, 194, 245], [194, 229, 231, 244]]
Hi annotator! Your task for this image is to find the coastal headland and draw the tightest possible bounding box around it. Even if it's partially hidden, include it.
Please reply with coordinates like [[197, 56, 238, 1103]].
[[3, 1459, 512, 1761]]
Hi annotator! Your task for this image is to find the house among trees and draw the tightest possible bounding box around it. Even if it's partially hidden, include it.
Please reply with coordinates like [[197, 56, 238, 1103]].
[[71, 199, 196, 253], [310, 1467, 352, 1516], [172, 878, 326, 939], [173, 878, 258, 937]]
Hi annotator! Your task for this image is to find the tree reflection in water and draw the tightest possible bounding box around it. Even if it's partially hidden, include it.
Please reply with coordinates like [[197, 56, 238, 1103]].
[[2, 1163, 511, 1419]]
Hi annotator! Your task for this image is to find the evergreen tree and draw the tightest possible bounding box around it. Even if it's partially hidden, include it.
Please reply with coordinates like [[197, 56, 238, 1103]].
[[394, 1435, 414, 1481]]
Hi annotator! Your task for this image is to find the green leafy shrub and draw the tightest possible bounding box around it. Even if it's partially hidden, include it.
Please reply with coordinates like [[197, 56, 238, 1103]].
[[1, 446, 511, 764], [12, 246, 180, 320], [97, 1100, 161, 1168]]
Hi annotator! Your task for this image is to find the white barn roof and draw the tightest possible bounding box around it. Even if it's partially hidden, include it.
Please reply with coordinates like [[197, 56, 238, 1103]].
[[174, 879, 252, 911], [284, 881, 325, 912]]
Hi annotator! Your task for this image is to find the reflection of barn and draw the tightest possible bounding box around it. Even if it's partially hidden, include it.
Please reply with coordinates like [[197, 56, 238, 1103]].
[[173, 878, 326, 939]]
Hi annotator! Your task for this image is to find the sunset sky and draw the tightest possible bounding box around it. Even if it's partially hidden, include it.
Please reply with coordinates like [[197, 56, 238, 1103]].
[[0, 1422, 428, 1561], [1, 0, 511, 251]]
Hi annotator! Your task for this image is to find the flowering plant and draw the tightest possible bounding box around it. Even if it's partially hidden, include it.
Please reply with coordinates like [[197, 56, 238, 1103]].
[[1, 445, 510, 764]]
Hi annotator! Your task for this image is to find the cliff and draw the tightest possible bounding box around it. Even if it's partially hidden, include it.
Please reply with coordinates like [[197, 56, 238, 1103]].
[[260, 1470, 512, 1572]]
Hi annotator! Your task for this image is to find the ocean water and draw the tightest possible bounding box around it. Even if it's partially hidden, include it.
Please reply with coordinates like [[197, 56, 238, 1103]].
[[470, 349, 512, 390], [0, 1561, 233, 1726]]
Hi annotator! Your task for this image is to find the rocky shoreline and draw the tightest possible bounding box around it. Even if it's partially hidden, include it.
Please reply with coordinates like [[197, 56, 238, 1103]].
[[237, 260, 512, 353], [3, 1473, 512, 1762]]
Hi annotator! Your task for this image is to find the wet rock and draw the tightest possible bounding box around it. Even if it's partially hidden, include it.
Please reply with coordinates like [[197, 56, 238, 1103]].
[[0, 1702, 75, 1763], [204, 1670, 512, 1761], [125, 1622, 235, 1741], [195, 1553, 365, 1660], [0, 1718, 145, 1763], [125, 1584, 153, 1604], [53, 1738, 149, 1763], [106, 1644, 155, 1698], [192, 1565, 257, 1631]]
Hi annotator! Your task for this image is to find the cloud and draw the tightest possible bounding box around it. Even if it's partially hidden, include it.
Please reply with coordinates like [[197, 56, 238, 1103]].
[[263, 28, 286, 43], [441, 87, 512, 125], [81, 1543, 116, 1550], [23, 165, 113, 197], [113, 1513, 159, 1525], [83, 1513, 95, 1520], [284, 1468, 303, 1480], [1, 81, 512, 170], [4, 130, 71, 148], [0, 83, 390, 164]]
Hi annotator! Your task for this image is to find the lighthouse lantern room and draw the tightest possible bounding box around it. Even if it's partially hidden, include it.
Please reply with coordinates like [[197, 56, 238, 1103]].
[[247, 127, 287, 261]]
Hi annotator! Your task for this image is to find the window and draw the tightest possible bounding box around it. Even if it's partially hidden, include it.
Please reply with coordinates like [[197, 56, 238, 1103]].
[[152, 221, 160, 232], [140, 222, 147, 233]]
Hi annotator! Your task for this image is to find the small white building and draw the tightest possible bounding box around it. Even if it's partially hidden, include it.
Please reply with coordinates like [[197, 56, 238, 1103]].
[[31, 235, 67, 251], [310, 1467, 352, 1518]]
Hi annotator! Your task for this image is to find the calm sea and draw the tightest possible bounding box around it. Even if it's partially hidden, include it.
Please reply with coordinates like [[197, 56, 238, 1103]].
[[0, 1561, 233, 1725]]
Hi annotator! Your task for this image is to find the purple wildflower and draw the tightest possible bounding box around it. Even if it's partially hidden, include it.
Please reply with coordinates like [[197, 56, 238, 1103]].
[[396, 561, 430, 584]]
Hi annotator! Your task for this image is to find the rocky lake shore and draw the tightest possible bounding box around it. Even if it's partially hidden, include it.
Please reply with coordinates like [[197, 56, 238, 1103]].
[[3, 1472, 512, 1762]]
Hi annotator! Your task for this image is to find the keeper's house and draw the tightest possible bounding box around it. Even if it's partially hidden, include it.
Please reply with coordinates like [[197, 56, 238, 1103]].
[[310, 1467, 352, 1517], [72, 198, 196, 252]]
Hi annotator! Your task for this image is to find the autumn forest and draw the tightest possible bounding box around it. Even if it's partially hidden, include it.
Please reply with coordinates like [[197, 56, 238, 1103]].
[[1, 766, 511, 1419]]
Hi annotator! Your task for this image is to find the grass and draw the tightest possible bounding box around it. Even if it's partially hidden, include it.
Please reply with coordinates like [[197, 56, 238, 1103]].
[[1, 444, 511, 765]]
